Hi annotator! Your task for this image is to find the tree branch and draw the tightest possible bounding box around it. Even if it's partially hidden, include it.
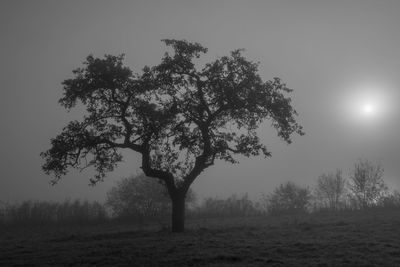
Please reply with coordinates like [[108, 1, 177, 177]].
[[140, 143, 177, 194]]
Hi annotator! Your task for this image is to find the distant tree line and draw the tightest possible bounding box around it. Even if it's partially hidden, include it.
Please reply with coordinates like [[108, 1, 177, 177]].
[[191, 159, 399, 217], [2, 159, 399, 227], [104, 159, 400, 221], [262, 159, 400, 214]]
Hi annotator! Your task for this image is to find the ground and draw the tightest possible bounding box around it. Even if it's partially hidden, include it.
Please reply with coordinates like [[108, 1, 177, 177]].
[[1, 210, 400, 266]]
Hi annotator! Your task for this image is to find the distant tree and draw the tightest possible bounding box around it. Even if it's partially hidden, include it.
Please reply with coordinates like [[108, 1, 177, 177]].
[[41, 39, 303, 232], [106, 173, 196, 221], [263, 181, 311, 215], [348, 159, 387, 209], [315, 169, 347, 210]]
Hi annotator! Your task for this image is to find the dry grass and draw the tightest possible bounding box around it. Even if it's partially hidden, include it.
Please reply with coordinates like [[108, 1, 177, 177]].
[[1, 209, 400, 266]]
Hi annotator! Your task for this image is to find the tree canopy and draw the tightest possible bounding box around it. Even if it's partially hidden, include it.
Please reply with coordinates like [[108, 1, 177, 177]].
[[42, 39, 302, 188]]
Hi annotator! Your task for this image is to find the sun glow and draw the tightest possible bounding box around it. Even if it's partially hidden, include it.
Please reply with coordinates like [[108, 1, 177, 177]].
[[353, 94, 382, 120], [341, 81, 394, 125], [362, 103, 375, 116]]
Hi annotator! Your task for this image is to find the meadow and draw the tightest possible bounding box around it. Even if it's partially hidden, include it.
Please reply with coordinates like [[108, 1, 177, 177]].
[[1, 209, 400, 266]]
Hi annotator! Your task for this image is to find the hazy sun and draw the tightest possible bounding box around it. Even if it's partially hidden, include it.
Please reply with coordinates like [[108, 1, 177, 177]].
[[341, 81, 393, 124], [361, 103, 375, 116], [355, 97, 380, 120]]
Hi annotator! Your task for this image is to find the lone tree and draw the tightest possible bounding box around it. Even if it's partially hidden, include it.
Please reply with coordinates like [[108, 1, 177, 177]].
[[41, 39, 303, 232]]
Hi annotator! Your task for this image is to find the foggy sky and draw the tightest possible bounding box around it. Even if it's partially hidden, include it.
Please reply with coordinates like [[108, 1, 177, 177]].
[[1, 0, 400, 203]]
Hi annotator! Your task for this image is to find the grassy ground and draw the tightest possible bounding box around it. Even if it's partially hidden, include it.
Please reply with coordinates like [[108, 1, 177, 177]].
[[1, 209, 400, 266]]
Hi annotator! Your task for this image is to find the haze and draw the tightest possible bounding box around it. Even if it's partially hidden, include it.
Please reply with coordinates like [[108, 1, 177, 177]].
[[1, 0, 399, 203]]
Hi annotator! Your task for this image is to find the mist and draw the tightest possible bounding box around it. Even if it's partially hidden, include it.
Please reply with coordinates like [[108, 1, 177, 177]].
[[1, 0, 399, 205]]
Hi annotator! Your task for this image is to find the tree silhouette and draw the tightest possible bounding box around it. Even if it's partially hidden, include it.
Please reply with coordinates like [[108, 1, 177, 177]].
[[41, 39, 303, 232]]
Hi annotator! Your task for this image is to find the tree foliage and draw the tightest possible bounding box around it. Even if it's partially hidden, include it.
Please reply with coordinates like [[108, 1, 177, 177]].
[[41, 39, 303, 186]]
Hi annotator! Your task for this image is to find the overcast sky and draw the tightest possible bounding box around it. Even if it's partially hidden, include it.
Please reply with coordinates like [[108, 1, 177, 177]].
[[1, 0, 400, 203]]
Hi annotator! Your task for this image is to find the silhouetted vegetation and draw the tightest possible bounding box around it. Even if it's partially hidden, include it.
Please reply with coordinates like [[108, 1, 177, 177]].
[[41, 39, 303, 232], [3, 159, 398, 229]]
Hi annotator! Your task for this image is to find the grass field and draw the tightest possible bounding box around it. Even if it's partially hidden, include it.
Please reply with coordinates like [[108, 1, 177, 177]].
[[1, 209, 400, 266]]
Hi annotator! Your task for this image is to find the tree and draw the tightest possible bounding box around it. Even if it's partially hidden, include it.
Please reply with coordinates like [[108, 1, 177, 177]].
[[106, 173, 195, 221], [315, 169, 346, 210], [348, 159, 387, 209], [41, 39, 303, 232], [263, 181, 311, 215]]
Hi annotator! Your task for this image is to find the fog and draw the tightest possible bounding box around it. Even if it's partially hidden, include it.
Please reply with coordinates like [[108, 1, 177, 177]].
[[1, 0, 400, 203]]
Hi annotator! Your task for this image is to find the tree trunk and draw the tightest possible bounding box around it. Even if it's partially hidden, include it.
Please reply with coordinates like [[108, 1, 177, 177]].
[[171, 193, 186, 233]]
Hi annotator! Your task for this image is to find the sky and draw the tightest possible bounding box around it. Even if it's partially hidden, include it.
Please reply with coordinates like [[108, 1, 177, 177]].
[[1, 0, 400, 203]]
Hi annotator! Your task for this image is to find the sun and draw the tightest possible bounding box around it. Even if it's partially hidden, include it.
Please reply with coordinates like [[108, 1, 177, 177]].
[[341, 82, 391, 123], [356, 97, 380, 120], [361, 102, 375, 116], [338, 80, 397, 130]]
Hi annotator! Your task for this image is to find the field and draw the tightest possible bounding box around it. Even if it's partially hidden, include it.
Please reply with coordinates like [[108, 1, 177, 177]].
[[1, 210, 400, 266]]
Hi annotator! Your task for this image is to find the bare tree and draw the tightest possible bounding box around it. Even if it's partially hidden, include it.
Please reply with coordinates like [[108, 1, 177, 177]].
[[315, 169, 346, 211], [348, 159, 387, 209]]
